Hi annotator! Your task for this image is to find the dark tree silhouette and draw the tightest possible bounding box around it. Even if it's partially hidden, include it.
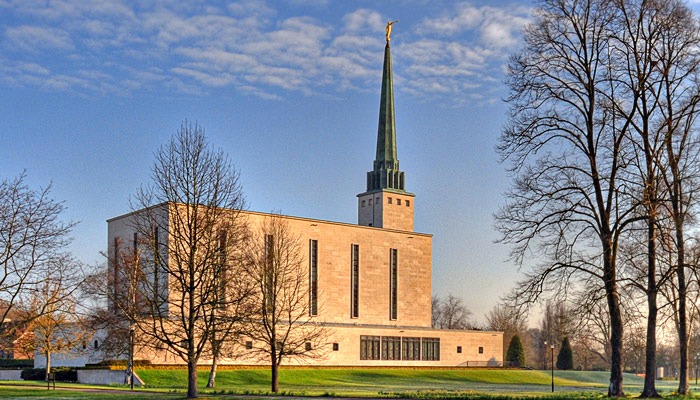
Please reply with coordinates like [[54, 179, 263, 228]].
[[506, 334, 525, 367], [556, 337, 574, 370]]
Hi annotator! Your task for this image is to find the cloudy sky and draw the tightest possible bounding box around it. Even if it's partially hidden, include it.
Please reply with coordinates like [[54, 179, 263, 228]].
[[0, 0, 596, 324]]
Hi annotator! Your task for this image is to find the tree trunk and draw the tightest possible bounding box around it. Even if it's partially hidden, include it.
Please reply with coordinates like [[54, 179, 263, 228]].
[[271, 356, 279, 393], [604, 245, 624, 397], [187, 358, 198, 399], [45, 349, 51, 382], [206, 350, 218, 388], [640, 219, 659, 398], [677, 223, 688, 395]]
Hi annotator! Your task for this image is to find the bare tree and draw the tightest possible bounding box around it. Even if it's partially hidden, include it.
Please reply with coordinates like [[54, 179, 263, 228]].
[[654, 3, 700, 392], [81, 265, 130, 364], [431, 295, 442, 328], [242, 214, 327, 393], [609, 1, 700, 394], [485, 303, 527, 361], [432, 294, 472, 330], [14, 254, 85, 381], [127, 121, 247, 398], [0, 172, 75, 329], [205, 232, 254, 389], [497, 0, 634, 394]]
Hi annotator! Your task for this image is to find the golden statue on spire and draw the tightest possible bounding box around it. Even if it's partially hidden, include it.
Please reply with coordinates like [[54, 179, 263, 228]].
[[386, 20, 398, 42]]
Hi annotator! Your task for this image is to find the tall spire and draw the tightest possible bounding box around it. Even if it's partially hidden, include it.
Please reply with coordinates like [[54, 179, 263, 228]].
[[366, 40, 406, 192], [357, 23, 414, 231]]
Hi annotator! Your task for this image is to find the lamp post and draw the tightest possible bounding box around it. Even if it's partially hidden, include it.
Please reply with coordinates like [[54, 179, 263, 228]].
[[550, 343, 555, 392], [695, 353, 699, 386], [129, 325, 135, 390]]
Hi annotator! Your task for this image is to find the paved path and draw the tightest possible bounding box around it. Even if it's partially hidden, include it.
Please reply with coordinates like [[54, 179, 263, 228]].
[[1, 383, 408, 399]]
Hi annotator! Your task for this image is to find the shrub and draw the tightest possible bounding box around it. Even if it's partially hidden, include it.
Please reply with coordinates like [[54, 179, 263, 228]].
[[556, 337, 574, 370], [21, 367, 77, 382], [505, 335, 525, 367], [0, 359, 32, 368]]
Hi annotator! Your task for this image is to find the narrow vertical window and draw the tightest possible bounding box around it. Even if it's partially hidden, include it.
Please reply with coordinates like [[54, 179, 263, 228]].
[[131, 232, 140, 310], [389, 248, 398, 320], [264, 234, 275, 313], [217, 231, 228, 307], [309, 239, 318, 316], [351, 244, 360, 318], [153, 225, 159, 258], [218, 231, 228, 264], [151, 224, 161, 311], [113, 237, 120, 305]]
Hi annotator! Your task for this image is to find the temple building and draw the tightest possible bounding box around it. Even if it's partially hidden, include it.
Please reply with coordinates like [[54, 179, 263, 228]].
[[103, 32, 503, 367]]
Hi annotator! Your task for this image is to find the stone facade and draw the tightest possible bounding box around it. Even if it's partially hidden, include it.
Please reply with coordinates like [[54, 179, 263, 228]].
[[358, 190, 415, 231], [99, 34, 503, 369], [106, 207, 502, 367]]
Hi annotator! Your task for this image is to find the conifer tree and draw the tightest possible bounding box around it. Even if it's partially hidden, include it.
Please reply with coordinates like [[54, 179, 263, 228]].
[[556, 337, 574, 370], [506, 334, 525, 367]]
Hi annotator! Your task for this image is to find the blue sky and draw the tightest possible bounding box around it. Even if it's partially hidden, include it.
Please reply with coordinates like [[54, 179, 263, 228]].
[[0, 0, 608, 323]]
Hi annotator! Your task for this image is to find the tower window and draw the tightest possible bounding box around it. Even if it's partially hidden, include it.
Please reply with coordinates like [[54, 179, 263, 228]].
[[406, 200, 410, 207], [388, 197, 392, 204], [361, 200, 366, 207], [369, 198, 372, 206], [397, 199, 402, 206]]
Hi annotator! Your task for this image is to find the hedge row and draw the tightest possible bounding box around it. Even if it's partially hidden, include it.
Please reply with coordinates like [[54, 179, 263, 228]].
[[21, 367, 77, 382], [0, 359, 32, 368]]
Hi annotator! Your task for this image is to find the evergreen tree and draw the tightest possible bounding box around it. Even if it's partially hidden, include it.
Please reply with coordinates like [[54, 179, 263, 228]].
[[506, 334, 525, 367], [556, 337, 574, 370]]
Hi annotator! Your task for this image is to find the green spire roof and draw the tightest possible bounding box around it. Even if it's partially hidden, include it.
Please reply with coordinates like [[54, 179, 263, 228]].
[[366, 42, 407, 193], [376, 42, 397, 165]]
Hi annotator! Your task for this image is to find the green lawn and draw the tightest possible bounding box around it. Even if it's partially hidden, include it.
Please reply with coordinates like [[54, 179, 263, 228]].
[[1, 368, 699, 399], [135, 368, 694, 396]]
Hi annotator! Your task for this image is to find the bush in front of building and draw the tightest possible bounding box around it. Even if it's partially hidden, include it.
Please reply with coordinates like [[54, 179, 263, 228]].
[[21, 367, 77, 382], [506, 335, 525, 367]]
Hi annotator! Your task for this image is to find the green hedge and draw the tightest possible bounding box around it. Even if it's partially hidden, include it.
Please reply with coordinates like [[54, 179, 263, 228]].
[[0, 359, 32, 368], [21, 367, 77, 382], [85, 359, 152, 368]]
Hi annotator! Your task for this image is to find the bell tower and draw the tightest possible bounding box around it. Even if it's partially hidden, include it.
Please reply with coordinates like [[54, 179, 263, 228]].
[[357, 26, 414, 231]]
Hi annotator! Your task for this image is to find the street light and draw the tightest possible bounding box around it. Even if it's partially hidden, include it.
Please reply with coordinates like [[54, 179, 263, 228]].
[[129, 325, 135, 390], [550, 343, 555, 393]]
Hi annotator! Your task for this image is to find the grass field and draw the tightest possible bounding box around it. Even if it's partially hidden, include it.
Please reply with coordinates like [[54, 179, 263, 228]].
[[1, 368, 699, 399]]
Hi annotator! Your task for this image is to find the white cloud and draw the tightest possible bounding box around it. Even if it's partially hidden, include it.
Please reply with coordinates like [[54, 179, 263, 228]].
[[343, 9, 384, 34], [417, 3, 531, 50], [5, 25, 74, 52], [0, 1, 532, 104]]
